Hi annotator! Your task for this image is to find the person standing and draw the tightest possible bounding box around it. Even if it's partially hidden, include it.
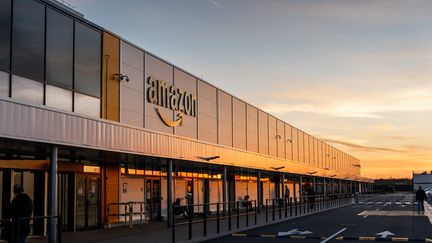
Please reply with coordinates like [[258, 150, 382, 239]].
[[416, 186, 427, 214], [10, 184, 33, 243], [284, 186, 290, 207]]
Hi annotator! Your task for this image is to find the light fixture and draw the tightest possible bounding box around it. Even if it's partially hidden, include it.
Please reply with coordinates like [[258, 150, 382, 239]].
[[276, 134, 282, 139], [286, 138, 292, 143], [197, 156, 220, 162], [329, 174, 336, 177], [271, 166, 285, 170], [324, 167, 330, 170], [308, 171, 317, 175], [117, 73, 130, 82]]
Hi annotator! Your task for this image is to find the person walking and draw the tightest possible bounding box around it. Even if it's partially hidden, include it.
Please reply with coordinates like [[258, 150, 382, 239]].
[[10, 184, 33, 243], [416, 186, 427, 214]]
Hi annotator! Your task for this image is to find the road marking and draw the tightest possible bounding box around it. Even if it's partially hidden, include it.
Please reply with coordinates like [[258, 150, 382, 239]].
[[391, 237, 408, 241], [232, 233, 247, 237], [359, 236, 375, 240], [376, 231, 395, 238], [363, 215, 368, 219], [320, 228, 347, 243], [261, 234, 276, 238]]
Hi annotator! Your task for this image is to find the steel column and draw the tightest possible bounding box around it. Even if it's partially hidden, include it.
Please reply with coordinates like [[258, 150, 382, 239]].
[[48, 145, 57, 243], [167, 159, 173, 227]]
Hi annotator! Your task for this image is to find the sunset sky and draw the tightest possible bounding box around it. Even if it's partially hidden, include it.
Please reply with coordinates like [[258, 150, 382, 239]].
[[68, 0, 432, 179]]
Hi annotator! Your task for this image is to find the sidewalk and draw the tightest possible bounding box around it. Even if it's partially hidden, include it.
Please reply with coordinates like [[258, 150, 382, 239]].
[[25, 199, 356, 243]]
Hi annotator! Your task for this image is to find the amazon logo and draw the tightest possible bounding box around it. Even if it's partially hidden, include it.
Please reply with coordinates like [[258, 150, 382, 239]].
[[147, 76, 197, 127]]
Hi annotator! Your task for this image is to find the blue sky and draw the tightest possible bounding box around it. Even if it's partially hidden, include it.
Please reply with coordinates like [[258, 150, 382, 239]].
[[68, 0, 432, 178]]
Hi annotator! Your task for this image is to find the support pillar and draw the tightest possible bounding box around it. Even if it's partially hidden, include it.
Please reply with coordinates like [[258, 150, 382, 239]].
[[222, 167, 227, 214], [299, 176, 303, 200], [167, 160, 173, 228], [281, 173, 285, 207], [48, 145, 57, 243], [257, 171, 261, 212], [313, 177, 316, 192], [323, 178, 327, 195]]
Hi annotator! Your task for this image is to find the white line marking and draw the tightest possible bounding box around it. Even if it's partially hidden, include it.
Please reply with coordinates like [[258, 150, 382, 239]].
[[320, 228, 347, 243], [363, 215, 368, 219]]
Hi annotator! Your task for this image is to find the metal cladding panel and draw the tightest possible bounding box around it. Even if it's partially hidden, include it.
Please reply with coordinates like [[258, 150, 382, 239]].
[[304, 134, 310, 164], [218, 90, 232, 147], [246, 105, 258, 153], [198, 80, 217, 144], [120, 41, 144, 128], [258, 110, 268, 155], [313, 137, 318, 167], [173, 68, 197, 139], [291, 127, 299, 162], [298, 130, 304, 163], [232, 98, 246, 150], [285, 124, 293, 160], [144, 53, 174, 135], [276, 120, 285, 159], [268, 116, 277, 157], [0, 98, 366, 180]]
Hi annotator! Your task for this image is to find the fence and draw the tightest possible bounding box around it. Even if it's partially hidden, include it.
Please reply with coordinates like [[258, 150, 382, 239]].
[[107, 202, 149, 228], [172, 200, 257, 243], [0, 215, 62, 243], [265, 193, 353, 222]]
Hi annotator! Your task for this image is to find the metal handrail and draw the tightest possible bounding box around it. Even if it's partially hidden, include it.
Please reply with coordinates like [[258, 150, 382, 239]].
[[107, 201, 149, 228]]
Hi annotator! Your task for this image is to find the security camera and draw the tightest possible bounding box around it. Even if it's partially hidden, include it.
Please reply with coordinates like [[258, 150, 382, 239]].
[[118, 74, 130, 82]]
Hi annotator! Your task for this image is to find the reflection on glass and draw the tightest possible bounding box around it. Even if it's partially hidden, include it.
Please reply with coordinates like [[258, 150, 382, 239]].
[[11, 75, 43, 105], [0, 0, 11, 71], [74, 92, 100, 118], [74, 22, 101, 97], [46, 85, 72, 111], [0, 71, 9, 97], [12, 0, 45, 80], [46, 8, 73, 89]]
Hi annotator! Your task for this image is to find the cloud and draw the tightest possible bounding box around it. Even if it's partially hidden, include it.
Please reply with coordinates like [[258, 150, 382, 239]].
[[209, 0, 223, 8], [323, 138, 401, 153], [262, 85, 432, 118]]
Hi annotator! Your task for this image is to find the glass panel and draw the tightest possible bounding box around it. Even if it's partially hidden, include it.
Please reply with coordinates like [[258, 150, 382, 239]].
[[74, 22, 101, 97], [76, 175, 85, 229], [12, 0, 45, 80], [46, 8, 73, 89], [74, 92, 100, 117], [11, 75, 43, 105], [0, 0, 11, 71], [0, 71, 9, 97], [46, 85, 72, 111]]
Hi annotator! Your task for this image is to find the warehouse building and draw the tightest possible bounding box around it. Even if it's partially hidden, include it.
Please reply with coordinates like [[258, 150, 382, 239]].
[[0, 0, 372, 233]]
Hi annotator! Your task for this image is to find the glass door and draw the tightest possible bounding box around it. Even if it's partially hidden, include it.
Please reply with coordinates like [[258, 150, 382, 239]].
[[76, 174, 100, 229], [146, 178, 161, 220]]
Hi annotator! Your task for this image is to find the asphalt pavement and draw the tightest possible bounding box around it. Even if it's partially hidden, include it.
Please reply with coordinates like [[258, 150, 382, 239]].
[[207, 193, 432, 243]]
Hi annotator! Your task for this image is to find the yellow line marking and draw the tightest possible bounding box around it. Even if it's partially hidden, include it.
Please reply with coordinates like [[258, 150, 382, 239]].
[[336, 236, 344, 240], [232, 233, 247, 237], [290, 235, 306, 239], [261, 234, 276, 238], [359, 236, 376, 241], [391, 238, 408, 241]]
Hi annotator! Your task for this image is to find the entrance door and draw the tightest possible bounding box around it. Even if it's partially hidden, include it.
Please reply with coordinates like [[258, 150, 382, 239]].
[[146, 178, 161, 220], [76, 174, 100, 229]]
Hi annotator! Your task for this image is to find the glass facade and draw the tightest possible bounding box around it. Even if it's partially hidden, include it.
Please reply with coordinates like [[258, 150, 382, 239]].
[[75, 22, 102, 97], [74, 92, 101, 117], [46, 85, 73, 111], [11, 75, 43, 105], [46, 8, 73, 89], [0, 72, 9, 97], [12, 0, 45, 81], [0, 0, 11, 71]]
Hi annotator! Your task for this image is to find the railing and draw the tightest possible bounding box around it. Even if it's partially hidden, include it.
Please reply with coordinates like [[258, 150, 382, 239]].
[[172, 200, 257, 243], [265, 193, 353, 222], [0, 215, 62, 243], [107, 202, 149, 228]]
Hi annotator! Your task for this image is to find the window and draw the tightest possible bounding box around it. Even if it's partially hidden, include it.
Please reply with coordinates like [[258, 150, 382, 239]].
[[46, 85, 72, 111], [0, 0, 11, 71], [11, 75, 43, 105], [46, 8, 73, 89], [0, 72, 9, 97], [74, 22, 101, 97], [12, 0, 45, 81], [74, 92, 100, 117]]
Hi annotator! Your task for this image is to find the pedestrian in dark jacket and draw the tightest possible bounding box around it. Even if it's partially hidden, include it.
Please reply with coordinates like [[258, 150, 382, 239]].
[[416, 186, 427, 213], [10, 184, 33, 243]]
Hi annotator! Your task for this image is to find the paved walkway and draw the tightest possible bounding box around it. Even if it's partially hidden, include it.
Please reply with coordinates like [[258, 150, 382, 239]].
[[21, 198, 357, 243]]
